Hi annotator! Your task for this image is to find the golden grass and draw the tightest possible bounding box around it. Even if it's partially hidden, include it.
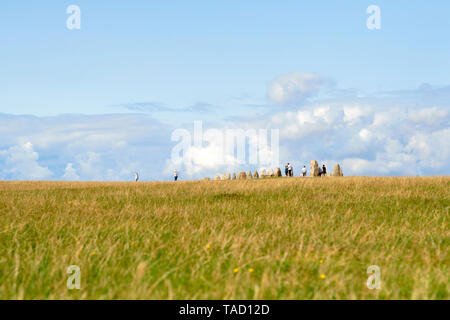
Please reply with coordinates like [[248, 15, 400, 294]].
[[0, 177, 448, 299]]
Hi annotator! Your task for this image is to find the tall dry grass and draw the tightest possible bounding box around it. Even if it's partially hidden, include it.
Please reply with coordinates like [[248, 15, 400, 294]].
[[0, 177, 448, 299]]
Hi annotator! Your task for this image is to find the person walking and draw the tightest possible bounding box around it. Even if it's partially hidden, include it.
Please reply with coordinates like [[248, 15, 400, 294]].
[[134, 172, 139, 182], [288, 163, 293, 177], [174, 169, 179, 181], [301, 165, 307, 177], [322, 164, 327, 177]]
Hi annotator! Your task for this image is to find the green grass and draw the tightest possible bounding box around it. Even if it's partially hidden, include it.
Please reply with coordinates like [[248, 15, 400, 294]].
[[0, 177, 448, 299]]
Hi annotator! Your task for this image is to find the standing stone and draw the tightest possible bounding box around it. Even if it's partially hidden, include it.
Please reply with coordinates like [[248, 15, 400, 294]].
[[310, 160, 320, 177], [215, 175, 221, 181], [238, 171, 247, 180], [276, 167, 282, 177], [203, 177, 210, 181], [253, 171, 259, 179], [333, 164, 343, 177], [268, 169, 274, 177], [232, 173, 237, 180], [227, 173, 231, 180], [221, 173, 227, 180], [247, 171, 253, 179], [260, 169, 267, 177]]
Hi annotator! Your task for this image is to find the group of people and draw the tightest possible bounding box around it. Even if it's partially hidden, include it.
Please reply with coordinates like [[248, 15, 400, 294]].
[[285, 163, 328, 177], [284, 163, 294, 176]]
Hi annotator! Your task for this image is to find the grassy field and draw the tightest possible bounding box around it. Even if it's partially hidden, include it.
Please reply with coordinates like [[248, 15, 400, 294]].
[[0, 177, 448, 300]]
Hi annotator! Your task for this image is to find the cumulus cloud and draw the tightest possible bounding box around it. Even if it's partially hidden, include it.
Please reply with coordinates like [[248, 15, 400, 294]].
[[0, 142, 53, 180], [263, 102, 450, 176], [0, 114, 172, 181], [268, 73, 326, 106], [408, 107, 448, 127], [62, 163, 79, 180]]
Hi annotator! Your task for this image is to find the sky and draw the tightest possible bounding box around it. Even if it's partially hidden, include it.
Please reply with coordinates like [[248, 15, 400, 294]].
[[0, 1, 449, 181]]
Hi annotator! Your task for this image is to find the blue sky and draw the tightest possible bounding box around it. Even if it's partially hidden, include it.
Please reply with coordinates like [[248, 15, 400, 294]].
[[0, 1, 449, 180]]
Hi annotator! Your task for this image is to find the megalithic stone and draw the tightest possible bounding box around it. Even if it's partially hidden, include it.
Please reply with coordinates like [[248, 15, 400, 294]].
[[247, 171, 253, 179], [215, 174, 221, 181], [227, 173, 231, 180], [310, 160, 319, 177], [253, 171, 259, 179], [276, 167, 282, 177], [238, 171, 247, 180], [268, 169, 274, 177], [232, 173, 237, 180], [260, 169, 267, 177], [333, 164, 343, 177]]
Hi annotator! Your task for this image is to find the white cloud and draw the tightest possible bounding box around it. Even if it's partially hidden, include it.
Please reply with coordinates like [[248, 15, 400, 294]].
[[62, 163, 79, 180], [408, 107, 448, 127], [268, 73, 325, 106], [359, 128, 372, 142], [0, 114, 172, 181], [0, 142, 53, 180], [405, 128, 450, 169], [263, 101, 450, 176], [343, 106, 370, 125]]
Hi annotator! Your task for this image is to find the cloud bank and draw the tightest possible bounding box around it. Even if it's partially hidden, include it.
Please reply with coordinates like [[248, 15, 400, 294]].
[[268, 73, 326, 106], [0, 81, 449, 181]]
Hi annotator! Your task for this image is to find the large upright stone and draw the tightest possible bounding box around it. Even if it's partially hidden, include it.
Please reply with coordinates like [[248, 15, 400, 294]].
[[268, 169, 274, 177], [275, 168, 282, 177], [238, 171, 247, 180], [253, 170, 259, 179], [260, 169, 267, 177], [247, 171, 253, 179], [310, 160, 320, 177], [221, 173, 227, 180], [333, 164, 343, 177], [215, 175, 221, 181], [232, 173, 237, 180]]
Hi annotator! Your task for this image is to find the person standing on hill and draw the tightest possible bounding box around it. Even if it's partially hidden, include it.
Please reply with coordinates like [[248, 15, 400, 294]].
[[288, 163, 293, 177], [174, 170, 179, 181], [302, 165, 307, 177], [134, 172, 139, 182], [285, 164, 289, 177], [322, 164, 327, 177]]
